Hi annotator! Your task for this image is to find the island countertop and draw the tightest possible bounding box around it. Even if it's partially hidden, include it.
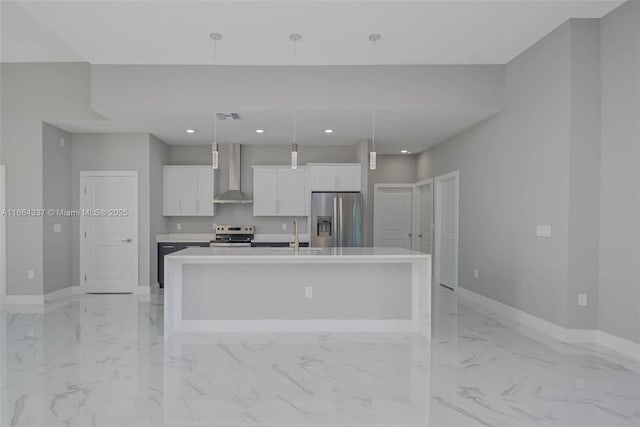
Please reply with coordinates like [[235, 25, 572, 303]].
[[165, 246, 430, 262]]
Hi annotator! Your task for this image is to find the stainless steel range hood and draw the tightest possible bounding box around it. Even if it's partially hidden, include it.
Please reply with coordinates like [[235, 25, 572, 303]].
[[214, 144, 253, 204]]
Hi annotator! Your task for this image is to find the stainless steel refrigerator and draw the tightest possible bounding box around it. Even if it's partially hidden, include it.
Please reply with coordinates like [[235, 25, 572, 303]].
[[311, 192, 363, 248]]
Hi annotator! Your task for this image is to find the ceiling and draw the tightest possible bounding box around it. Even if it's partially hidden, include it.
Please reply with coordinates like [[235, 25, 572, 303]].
[[48, 64, 504, 153], [1, 1, 623, 65], [1, 1, 624, 152]]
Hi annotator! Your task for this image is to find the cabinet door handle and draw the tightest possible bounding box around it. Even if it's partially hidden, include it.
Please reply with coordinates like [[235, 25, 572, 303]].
[[161, 245, 175, 249]]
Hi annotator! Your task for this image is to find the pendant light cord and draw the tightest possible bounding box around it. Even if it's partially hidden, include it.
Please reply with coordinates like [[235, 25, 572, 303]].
[[213, 36, 218, 145], [371, 39, 376, 151], [292, 36, 298, 146]]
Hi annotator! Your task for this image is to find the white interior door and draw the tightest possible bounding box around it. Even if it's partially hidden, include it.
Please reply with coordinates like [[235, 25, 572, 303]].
[[374, 185, 413, 249], [80, 172, 138, 293], [418, 180, 434, 254], [435, 172, 459, 290]]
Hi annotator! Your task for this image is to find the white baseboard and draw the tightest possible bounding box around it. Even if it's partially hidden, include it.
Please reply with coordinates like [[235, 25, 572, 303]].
[[456, 287, 640, 360], [597, 330, 640, 359], [2, 294, 44, 304], [44, 287, 72, 303]]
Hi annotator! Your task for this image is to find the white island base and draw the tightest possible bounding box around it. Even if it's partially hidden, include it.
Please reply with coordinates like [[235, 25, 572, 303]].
[[164, 247, 431, 339]]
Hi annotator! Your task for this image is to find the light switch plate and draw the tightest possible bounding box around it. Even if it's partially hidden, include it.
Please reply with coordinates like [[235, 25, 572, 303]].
[[474, 269, 479, 279], [282, 223, 287, 231], [536, 225, 552, 237], [305, 286, 313, 298], [176, 223, 182, 231], [53, 224, 62, 233], [27, 270, 35, 279]]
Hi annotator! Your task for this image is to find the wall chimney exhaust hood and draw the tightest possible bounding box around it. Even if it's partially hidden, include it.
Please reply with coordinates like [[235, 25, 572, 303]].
[[213, 144, 253, 204]]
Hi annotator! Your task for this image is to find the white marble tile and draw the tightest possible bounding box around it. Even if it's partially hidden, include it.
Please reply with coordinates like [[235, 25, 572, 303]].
[[1, 287, 639, 426]]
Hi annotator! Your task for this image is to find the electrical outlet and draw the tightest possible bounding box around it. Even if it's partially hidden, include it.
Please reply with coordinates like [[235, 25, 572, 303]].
[[305, 286, 313, 299], [212, 223, 217, 231], [474, 269, 479, 279], [27, 270, 35, 279], [60, 137, 65, 147], [176, 223, 182, 231], [282, 223, 287, 231], [53, 224, 62, 233], [578, 293, 588, 306]]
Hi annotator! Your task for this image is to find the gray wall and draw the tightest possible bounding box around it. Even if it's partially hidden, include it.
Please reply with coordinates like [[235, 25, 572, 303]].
[[566, 20, 601, 329], [0, 62, 98, 295], [149, 135, 170, 285], [70, 133, 152, 287], [415, 11, 640, 344], [598, 0, 640, 343], [43, 123, 72, 294], [417, 21, 575, 328], [165, 144, 357, 234]]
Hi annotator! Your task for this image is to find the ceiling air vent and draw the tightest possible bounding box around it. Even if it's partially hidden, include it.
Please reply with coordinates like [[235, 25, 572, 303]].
[[217, 112, 241, 120]]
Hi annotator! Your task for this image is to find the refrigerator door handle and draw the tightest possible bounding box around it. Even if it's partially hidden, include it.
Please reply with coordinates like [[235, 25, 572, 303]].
[[331, 197, 340, 246], [339, 196, 344, 247]]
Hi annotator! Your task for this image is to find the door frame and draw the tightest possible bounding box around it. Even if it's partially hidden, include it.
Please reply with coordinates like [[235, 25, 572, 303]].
[[413, 178, 434, 252], [79, 171, 139, 294], [434, 171, 459, 291], [373, 183, 415, 248], [0, 165, 5, 302]]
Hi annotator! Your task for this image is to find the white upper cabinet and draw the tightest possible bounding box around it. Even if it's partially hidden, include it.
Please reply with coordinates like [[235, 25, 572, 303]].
[[253, 166, 308, 216], [252, 167, 278, 216], [163, 166, 215, 216], [309, 163, 362, 191], [276, 168, 307, 216]]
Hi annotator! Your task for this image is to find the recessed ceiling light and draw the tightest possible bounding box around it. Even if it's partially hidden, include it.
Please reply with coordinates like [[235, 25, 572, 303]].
[[401, 150, 409, 154], [255, 129, 265, 134], [324, 129, 334, 134], [185, 129, 196, 134]]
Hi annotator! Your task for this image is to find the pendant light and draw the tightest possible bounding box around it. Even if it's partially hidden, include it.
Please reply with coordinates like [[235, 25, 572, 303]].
[[290, 33, 302, 169], [369, 33, 381, 170], [210, 32, 222, 170]]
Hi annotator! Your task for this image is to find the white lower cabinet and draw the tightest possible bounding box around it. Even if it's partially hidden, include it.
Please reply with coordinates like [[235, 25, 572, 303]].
[[163, 166, 215, 216], [253, 166, 308, 216]]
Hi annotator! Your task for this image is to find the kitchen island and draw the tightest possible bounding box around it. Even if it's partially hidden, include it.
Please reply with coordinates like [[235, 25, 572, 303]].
[[164, 247, 431, 339]]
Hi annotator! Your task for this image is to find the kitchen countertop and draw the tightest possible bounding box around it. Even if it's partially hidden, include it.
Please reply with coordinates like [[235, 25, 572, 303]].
[[166, 246, 429, 261], [156, 233, 310, 243]]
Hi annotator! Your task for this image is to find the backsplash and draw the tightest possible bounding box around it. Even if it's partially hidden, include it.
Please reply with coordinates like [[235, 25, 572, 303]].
[[166, 203, 308, 234]]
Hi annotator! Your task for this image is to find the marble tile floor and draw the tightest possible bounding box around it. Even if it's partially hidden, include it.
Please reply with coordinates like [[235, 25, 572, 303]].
[[1, 286, 638, 427]]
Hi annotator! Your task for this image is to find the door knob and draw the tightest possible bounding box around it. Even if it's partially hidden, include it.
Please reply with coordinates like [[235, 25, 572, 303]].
[[408, 233, 412, 237], [418, 234, 423, 238], [122, 238, 132, 243]]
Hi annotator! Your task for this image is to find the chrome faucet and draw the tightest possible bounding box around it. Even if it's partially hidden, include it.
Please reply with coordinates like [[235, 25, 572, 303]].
[[290, 219, 300, 252]]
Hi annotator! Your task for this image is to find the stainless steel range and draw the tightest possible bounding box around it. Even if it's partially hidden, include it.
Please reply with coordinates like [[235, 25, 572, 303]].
[[210, 225, 254, 247]]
